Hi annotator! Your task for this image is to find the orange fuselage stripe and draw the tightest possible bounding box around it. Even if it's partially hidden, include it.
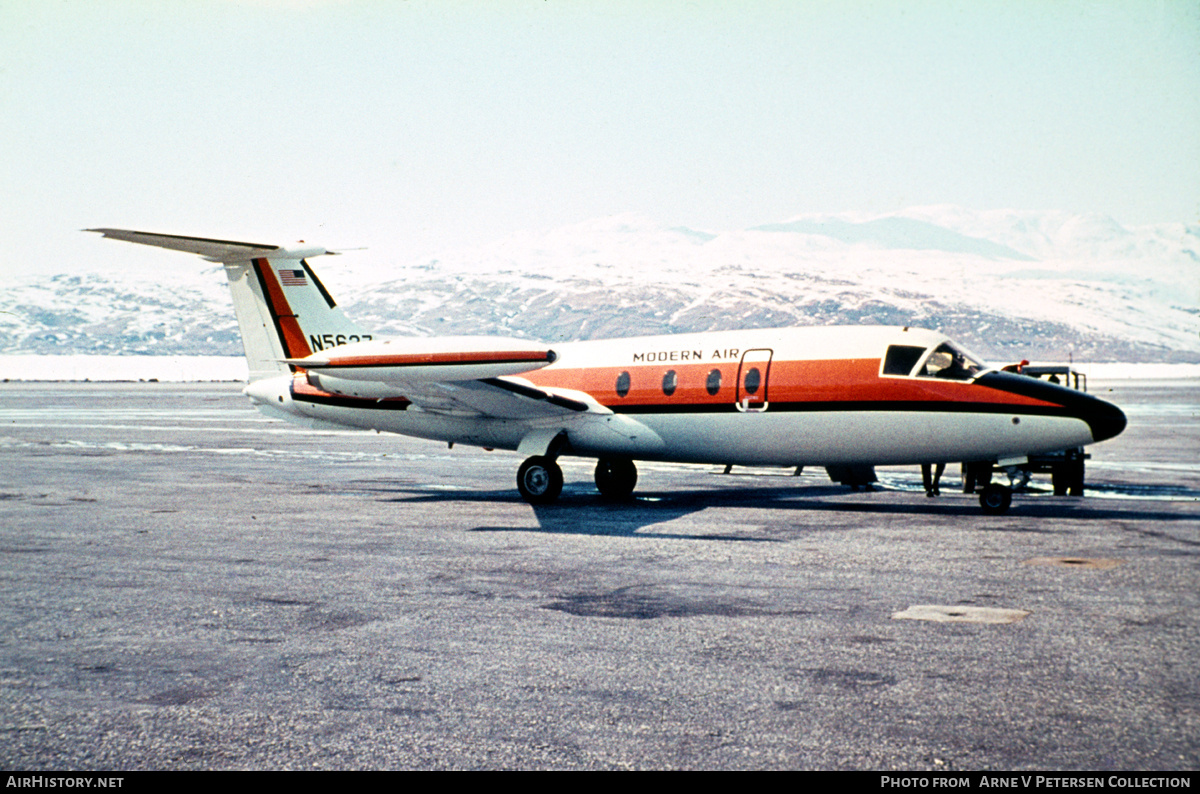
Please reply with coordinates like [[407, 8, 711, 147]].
[[526, 358, 1058, 409]]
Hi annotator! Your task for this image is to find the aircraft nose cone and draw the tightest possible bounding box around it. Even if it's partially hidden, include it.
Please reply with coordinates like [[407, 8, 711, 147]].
[[1084, 397, 1126, 443], [975, 371, 1126, 444]]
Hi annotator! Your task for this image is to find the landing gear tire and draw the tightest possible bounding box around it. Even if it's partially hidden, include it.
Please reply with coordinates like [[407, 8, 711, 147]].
[[1070, 460, 1085, 497], [1051, 464, 1068, 496], [594, 457, 638, 500], [1067, 458, 1085, 497], [979, 483, 1013, 515], [1051, 458, 1085, 496], [517, 456, 563, 504]]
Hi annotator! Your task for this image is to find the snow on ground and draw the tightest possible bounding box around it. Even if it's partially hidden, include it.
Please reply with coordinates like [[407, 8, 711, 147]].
[[1081, 362, 1200, 381], [0, 356, 248, 382]]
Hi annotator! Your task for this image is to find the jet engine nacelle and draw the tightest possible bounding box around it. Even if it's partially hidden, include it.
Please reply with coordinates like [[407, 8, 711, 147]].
[[287, 336, 557, 384]]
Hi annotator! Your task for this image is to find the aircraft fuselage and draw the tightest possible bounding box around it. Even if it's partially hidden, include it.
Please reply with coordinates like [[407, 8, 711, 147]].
[[263, 325, 1124, 469]]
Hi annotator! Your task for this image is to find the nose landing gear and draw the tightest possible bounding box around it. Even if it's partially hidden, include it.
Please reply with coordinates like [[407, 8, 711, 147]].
[[978, 483, 1013, 515]]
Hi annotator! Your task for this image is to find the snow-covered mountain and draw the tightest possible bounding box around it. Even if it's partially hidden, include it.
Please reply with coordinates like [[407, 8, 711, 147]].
[[5, 207, 1198, 364]]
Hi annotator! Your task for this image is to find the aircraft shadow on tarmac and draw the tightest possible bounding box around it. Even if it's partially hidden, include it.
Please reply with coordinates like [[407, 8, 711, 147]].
[[360, 481, 1197, 540]]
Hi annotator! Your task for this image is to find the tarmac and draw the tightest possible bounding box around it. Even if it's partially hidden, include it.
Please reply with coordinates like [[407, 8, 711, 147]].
[[1, 380, 1196, 770]]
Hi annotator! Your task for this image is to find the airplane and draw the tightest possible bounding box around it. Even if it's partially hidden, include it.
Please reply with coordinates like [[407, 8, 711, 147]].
[[88, 228, 1127, 514]]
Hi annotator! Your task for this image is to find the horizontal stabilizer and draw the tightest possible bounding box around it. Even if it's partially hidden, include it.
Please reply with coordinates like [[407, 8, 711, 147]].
[[87, 228, 336, 262]]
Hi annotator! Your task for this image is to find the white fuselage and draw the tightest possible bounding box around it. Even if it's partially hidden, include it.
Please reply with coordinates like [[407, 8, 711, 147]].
[[248, 325, 1107, 468]]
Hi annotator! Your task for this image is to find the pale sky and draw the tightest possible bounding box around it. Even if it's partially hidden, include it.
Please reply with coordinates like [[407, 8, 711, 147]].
[[2, 1, 1198, 277]]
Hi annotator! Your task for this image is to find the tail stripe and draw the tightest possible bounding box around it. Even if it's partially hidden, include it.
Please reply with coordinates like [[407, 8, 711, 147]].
[[300, 260, 338, 309], [251, 258, 313, 360]]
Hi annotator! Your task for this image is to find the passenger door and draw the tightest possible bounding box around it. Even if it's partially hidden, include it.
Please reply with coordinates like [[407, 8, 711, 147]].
[[735, 349, 773, 412]]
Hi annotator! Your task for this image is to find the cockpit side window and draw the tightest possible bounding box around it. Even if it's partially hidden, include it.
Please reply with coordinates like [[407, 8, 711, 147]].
[[918, 343, 985, 381], [882, 345, 927, 376]]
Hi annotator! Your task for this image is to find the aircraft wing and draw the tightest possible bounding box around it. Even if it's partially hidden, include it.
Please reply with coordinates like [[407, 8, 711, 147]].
[[365, 376, 664, 455], [302, 369, 596, 420], [402, 377, 589, 419], [290, 339, 614, 418], [295, 358, 665, 454]]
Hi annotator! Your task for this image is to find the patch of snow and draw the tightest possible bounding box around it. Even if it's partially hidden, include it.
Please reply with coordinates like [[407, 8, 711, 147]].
[[0, 355, 247, 382]]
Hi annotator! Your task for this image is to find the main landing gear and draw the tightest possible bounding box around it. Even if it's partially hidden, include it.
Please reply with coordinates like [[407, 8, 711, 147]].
[[594, 457, 638, 500], [515, 456, 639, 504], [516, 456, 563, 504]]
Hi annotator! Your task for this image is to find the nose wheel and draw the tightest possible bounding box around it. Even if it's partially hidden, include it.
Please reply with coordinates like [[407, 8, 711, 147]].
[[978, 483, 1013, 515], [517, 456, 563, 504]]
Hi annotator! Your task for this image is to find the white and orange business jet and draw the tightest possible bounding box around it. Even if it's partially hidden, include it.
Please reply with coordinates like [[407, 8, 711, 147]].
[[89, 229, 1126, 514]]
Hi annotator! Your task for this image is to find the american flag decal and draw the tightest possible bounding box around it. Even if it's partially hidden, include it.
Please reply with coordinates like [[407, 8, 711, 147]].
[[279, 269, 307, 286]]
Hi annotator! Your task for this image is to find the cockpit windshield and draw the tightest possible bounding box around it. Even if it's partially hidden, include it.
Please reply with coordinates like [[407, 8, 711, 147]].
[[882, 341, 987, 381]]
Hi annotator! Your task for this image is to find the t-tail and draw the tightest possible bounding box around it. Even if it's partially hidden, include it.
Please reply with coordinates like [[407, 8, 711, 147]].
[[88, 229, 368, 382]]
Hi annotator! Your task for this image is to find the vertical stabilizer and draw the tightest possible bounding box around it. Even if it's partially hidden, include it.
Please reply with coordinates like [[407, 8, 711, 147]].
[[88, 229, 369, 382]]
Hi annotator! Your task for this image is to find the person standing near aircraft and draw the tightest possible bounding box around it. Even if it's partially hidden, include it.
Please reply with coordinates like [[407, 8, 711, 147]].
[[921, 462, 946, 497]]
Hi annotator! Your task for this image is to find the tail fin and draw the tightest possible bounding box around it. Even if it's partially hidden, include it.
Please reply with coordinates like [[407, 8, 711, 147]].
[[88, 229, 369, 382]]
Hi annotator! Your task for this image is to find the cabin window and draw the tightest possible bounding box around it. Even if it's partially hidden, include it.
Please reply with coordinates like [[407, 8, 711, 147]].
[[705, 369, 722, 396], [615, 371, 630, 397], [743, 367, 761, 395], [882, 345, 927, 376], [662, 370, 678, 396]]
